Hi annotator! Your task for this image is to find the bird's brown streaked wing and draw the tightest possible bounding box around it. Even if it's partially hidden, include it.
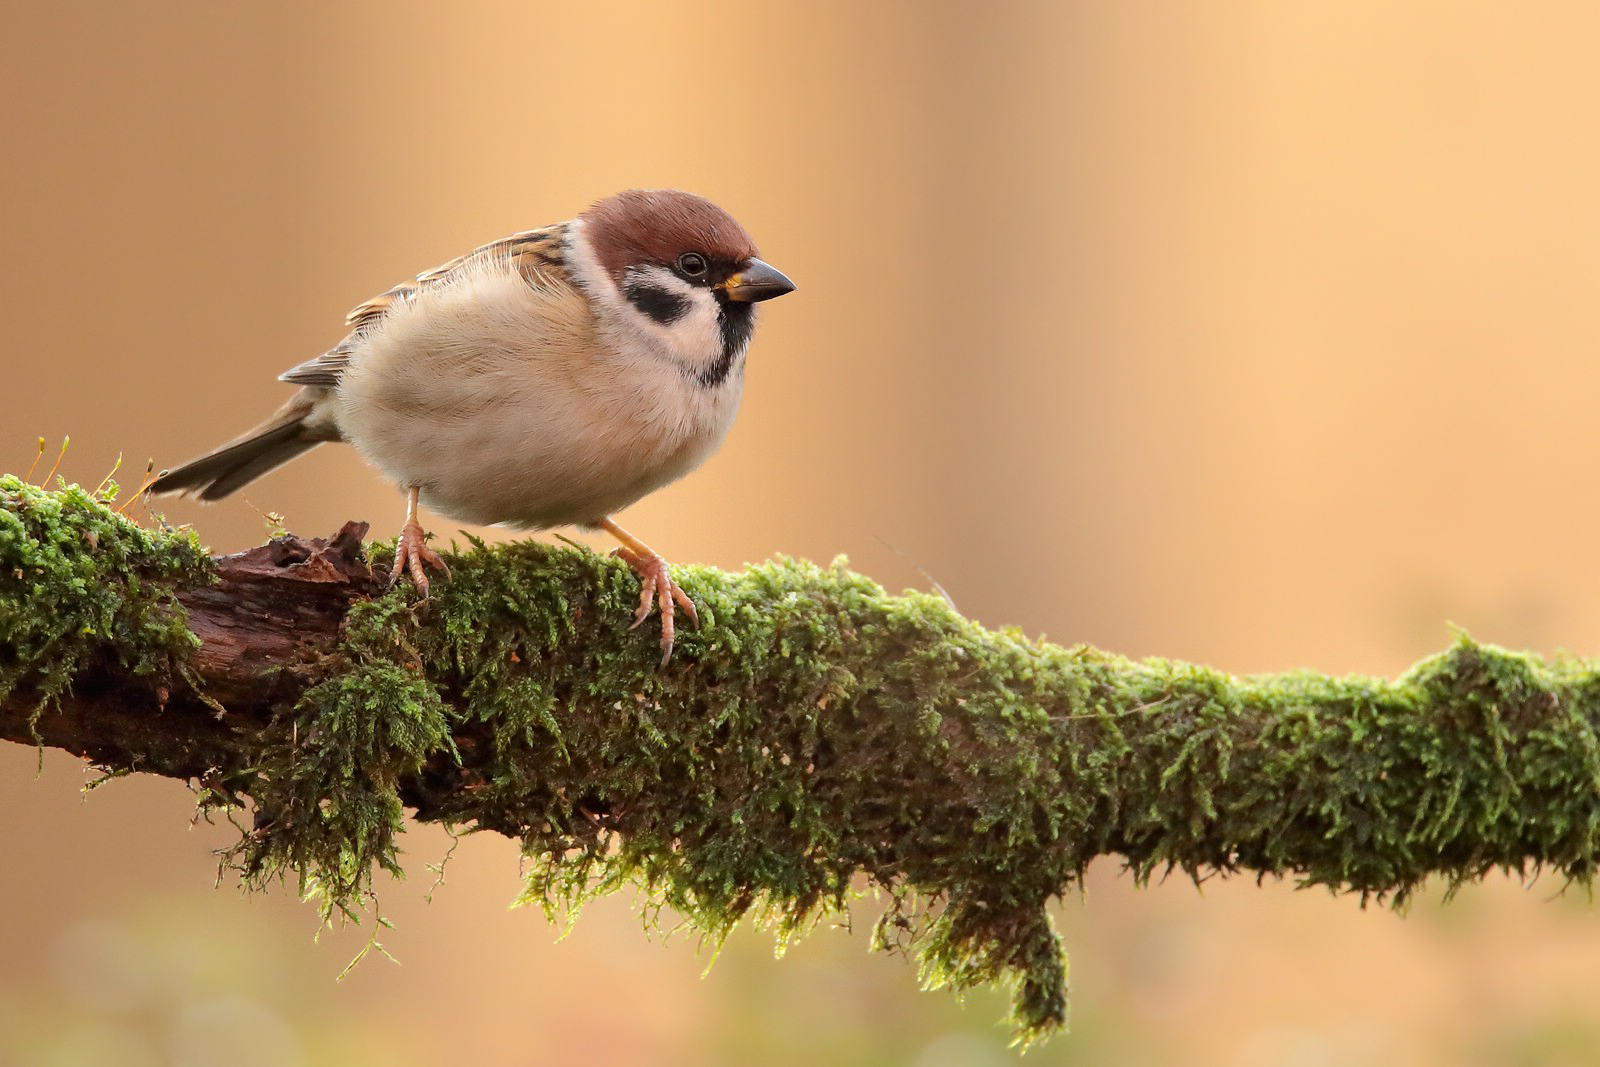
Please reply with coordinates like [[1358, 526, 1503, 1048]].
[[278, 224, 570, 387]]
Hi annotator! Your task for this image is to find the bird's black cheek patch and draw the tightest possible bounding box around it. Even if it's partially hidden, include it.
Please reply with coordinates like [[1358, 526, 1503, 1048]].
[[624, 281, 691, 326]]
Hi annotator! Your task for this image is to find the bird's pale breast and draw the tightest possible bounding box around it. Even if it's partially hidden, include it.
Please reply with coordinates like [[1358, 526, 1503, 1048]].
[[332, 255, 739, 528]]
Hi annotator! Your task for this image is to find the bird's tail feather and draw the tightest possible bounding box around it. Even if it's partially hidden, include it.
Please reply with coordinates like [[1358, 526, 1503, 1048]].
[[149, 391, 337, 501]]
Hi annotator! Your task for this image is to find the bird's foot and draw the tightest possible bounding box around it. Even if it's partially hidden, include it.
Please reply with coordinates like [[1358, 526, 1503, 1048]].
[[390, 519, 450, 597], [611, 545, 699, 667]]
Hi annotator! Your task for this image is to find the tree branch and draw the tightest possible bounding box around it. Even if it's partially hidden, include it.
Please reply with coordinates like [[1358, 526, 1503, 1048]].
[[5, 474, 1600, 1042]]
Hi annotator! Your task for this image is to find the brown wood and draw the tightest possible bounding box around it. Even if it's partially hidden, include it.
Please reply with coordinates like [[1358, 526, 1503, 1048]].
[[0, 521, 377, 783]]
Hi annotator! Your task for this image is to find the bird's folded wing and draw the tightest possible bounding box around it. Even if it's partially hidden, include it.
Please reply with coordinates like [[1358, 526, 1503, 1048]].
[[279, 225, 570, 387]]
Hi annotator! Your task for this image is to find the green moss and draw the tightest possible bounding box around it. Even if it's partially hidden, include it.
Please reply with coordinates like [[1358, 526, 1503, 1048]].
[[0, 475, 207, 719], [229, 593, 459, 922], [12, 481, 1600, 1043]]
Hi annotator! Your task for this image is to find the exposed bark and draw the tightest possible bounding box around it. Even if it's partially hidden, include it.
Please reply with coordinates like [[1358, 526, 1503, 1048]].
[[0, 521, 374, 778]]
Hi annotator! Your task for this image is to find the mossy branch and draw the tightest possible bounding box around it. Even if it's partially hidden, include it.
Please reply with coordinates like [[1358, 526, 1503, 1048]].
[[5, 475, 1600, 1042]]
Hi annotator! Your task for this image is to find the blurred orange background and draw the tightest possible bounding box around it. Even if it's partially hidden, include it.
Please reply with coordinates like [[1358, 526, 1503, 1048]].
[[6, 3, 1600, 1064]]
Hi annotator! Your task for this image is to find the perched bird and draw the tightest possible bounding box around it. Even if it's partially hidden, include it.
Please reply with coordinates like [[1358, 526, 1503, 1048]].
[[150, 189, 795, 665]]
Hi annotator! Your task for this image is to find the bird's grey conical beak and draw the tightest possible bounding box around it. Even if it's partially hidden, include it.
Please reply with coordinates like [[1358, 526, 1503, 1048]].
[[721, 258, 796, 303]]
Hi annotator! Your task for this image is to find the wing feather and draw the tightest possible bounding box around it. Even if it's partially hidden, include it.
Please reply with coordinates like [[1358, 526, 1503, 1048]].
[[279, 224, 568, 387]]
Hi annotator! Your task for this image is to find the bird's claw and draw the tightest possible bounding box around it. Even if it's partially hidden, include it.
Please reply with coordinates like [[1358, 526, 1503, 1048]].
[[391, 519, 450, 597], [611, 546, 698, 667]]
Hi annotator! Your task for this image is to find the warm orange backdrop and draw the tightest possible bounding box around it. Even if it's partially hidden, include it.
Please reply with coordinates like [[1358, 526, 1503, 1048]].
[[6, 4, 1600, 1064]]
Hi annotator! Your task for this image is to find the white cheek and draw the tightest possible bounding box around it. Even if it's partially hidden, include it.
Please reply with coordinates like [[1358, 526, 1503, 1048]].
[[564, 225, 726, 370], [620, 265, 723, 363]]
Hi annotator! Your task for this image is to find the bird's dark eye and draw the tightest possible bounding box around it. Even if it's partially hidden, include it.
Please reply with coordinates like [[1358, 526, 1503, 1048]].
[[677, 252, 708, 278]]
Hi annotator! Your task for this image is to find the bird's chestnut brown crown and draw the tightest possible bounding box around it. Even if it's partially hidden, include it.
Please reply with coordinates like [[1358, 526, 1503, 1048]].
[[581, 189, 761, 287]]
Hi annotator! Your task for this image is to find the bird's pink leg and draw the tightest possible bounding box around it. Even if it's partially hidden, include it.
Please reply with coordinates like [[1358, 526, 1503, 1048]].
[[391, 486, 450, 597], [596, 516, 698, 667]]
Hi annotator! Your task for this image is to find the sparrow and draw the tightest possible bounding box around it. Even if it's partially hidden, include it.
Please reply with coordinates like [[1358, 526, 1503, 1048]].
[[149, 189, 795, 665]]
